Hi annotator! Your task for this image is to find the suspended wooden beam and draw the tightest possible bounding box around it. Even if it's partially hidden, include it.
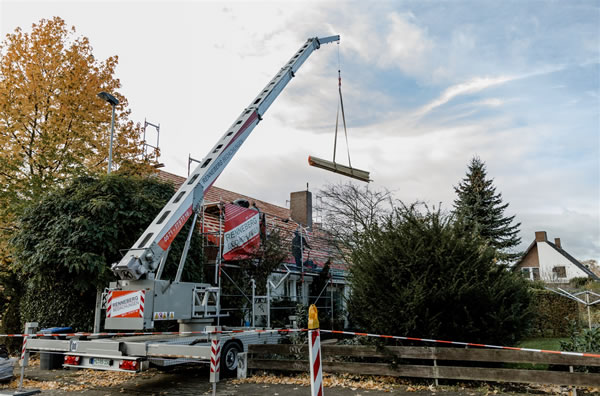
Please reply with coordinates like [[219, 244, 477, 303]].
[[308, 156, 371, 183]]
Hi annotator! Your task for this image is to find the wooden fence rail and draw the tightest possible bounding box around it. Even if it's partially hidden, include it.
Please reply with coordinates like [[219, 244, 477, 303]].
[[243, 344, 600, 387]]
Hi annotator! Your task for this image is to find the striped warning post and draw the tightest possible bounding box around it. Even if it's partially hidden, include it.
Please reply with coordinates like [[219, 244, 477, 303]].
[[20, 336, 27, 362], [308, 304, 323, 396], [309, 328, 324, 396], [210, 337, 221, 383]]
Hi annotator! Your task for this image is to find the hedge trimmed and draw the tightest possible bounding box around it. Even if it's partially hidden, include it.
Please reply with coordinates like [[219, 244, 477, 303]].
[[529, 289, 578, 337]]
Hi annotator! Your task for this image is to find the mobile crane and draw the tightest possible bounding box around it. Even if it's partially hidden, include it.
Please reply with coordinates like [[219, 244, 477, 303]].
[[25, 35, 340, 375]]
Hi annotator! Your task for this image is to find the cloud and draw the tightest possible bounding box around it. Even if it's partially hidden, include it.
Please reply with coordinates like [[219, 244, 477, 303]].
[[312, 8, 435, 80], [518, 210, 600, 262], [413, 62, 571, 120], [414, 75, 517, 119], [472, 98, 506, 108], [379, 12, 433, 75], [6, 1, 596, 264]]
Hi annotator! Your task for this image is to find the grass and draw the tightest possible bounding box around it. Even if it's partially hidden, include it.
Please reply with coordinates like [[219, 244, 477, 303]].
[[504, 337, 569, 370], [517, 337, 568, 351]]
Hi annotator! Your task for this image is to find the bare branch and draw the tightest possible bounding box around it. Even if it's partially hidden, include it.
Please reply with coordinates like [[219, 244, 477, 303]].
[[318, 182, 393, 250]]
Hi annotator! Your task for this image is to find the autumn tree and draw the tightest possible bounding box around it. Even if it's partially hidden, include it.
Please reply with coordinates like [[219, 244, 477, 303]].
[[0, 17, 153, 230], [318, 183, 393, 251], [0, 17, 156, 347], [453, 157, 521, 262]]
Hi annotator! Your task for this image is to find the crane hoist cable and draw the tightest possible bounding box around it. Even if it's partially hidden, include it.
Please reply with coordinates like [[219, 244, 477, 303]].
[[308, 43, 371, 183], [333, 68, 353, 169]]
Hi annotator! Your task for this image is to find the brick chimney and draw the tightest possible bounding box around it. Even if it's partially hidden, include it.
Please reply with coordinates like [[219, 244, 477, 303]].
[[554, 238, 562, 249], [290, 190, 312, 230], [535, 231, 547, 242]]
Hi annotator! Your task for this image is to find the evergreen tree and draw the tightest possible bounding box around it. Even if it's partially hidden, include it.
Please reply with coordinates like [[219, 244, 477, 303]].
[[453, 157, 521, 262], [347, 204, 532, 346], [9, 174, 203, 333]]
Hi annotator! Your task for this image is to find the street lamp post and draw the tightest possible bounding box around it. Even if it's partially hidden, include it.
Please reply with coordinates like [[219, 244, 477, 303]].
[[97, 91, 119, 174]]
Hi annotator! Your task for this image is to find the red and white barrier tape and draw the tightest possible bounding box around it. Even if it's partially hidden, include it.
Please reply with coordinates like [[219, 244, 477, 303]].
[[0, 328, 307, 339], [7, 325, 599, 359], [320, 329, 600, 358]]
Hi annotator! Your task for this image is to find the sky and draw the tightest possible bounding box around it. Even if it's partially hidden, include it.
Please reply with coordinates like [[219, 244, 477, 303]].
[[1, 0, 599, 262]]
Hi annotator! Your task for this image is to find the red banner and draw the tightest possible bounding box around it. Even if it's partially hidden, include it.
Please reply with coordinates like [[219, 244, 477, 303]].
[[158, 205, 193, 250], [222, 203, 260, 261], [106, 290, 145, 318]]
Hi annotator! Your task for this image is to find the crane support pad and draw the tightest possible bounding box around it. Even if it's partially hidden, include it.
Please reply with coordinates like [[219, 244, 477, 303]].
[[308, 156, 370, 182]]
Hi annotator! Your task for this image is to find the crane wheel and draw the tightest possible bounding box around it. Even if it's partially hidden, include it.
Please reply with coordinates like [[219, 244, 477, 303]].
[[221, 340, 243, 377]]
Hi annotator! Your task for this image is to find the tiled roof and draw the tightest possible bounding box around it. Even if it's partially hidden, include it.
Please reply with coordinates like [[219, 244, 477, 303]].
[[154, 170, 348, 274], [156, 171, 290, 220]]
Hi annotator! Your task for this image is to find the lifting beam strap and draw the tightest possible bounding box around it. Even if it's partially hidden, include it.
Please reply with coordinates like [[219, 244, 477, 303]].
[[334, 69, 353, 169], [309, 67, 371, 182]]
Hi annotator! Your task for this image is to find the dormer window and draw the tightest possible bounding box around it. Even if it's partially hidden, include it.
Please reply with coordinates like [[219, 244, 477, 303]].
[[552, 266, 567, 278]]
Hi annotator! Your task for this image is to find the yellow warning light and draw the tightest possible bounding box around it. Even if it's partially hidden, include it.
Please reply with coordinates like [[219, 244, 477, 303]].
[[308, 304, 319, 329]]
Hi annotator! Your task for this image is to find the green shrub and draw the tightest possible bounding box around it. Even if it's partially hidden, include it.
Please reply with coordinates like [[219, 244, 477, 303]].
[[561, 321, 600, 372], [348, 204, 533, 346], [19, 281, 95, 330], [561, 321, 600, 353], [9, 174, 203, 332], [570, 277, 591, 288], [0, 270, 22, 353], [529, 289, 578, 337]]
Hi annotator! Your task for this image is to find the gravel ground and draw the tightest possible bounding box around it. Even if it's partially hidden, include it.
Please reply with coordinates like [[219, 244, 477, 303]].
[[0, 359, 591, 396]]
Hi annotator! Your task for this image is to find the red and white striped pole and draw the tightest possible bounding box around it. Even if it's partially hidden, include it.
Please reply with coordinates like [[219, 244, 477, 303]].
[[209, 326, 221, 396], [18, 322, 37, 391], [18, 335, 27, 391], [308, 304, 323, 396], [20, 336, 27, 363]]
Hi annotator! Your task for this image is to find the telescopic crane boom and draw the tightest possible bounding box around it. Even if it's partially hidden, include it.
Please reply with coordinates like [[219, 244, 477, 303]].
[[112, 35, 340, 281]]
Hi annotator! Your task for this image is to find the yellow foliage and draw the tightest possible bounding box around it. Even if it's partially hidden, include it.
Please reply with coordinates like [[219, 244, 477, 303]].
[[0, 17, 154, 221]]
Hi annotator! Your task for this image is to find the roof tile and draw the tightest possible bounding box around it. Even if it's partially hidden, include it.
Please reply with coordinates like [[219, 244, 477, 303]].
[[155, 170, 348, 273]]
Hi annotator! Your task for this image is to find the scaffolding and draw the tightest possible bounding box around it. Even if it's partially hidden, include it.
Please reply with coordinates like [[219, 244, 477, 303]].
[[196, 200, 347, 330], [142, 119, 161, 161]]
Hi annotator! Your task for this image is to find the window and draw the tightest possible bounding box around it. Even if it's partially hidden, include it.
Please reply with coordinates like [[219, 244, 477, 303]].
[[552, 266, 567, 278], [521, 267, 540, 281]]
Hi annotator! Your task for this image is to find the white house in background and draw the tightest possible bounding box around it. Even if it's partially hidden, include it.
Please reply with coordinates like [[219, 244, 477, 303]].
[[515, 231, 598, 283]]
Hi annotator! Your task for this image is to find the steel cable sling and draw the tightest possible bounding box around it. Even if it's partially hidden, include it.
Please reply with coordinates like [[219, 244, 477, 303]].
[[308, 41, 370, 182]]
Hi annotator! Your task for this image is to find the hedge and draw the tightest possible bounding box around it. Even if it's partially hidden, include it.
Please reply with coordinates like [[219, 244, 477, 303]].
[[529, 289, 579, 337]]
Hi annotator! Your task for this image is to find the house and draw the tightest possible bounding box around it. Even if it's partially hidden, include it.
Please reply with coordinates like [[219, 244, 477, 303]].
[[515, 231, 598, 283], [156, 170, 350, 326]]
